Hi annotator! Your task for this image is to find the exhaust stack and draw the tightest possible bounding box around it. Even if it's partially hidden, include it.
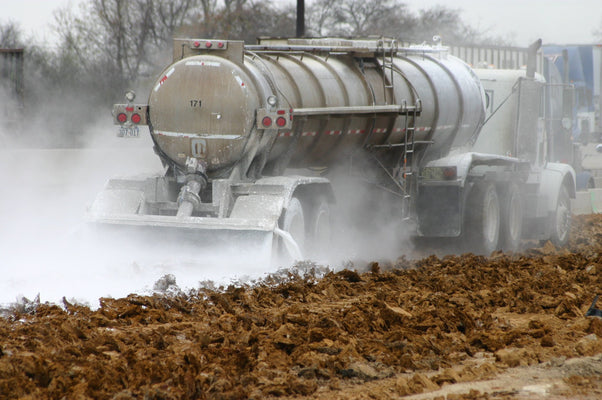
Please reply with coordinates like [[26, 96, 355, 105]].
[[526, 39, 542, 79]]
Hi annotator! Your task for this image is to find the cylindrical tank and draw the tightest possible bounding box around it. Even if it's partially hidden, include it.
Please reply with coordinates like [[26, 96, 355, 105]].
[[148, 40, 486, 179]]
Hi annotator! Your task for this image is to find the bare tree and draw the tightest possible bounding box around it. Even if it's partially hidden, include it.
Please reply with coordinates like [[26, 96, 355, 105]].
[[52, 0, 201, 101], [307, 0, 420, 38], [224, 0, 295, 42], [0, 21, 23, 48], [333, 0, 403, 36], [305, 0, 502, 45], [155, 0, 200, 41], [306, 0, 337, 36], [182, 0, 295, 43], [410, 7, 474, 44]]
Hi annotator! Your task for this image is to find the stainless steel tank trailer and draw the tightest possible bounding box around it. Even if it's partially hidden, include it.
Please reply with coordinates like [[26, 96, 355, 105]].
[[90, 37, 576, 262]]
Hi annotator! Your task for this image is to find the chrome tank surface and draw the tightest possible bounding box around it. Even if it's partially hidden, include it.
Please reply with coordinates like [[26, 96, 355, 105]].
[[149, 54, 259, 176], [147, 39, 486, 179]]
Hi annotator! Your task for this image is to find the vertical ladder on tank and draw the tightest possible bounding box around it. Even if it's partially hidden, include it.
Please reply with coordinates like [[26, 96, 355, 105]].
[[377, 38, 397, 105], [362, 100, 422, 219], [400, 100, 420, 219]]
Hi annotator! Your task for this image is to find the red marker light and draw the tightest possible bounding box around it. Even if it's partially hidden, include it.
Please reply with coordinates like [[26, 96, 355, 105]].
[[205, 41, 212, 48], [276, 117, 287, 127], [217, 42, 224, 48], [117, 113, 127, 123], [443, 167, 457, 180], [262, 116, 272, 127], [193, 41, 200, 48], [131, 113, 141, 124]]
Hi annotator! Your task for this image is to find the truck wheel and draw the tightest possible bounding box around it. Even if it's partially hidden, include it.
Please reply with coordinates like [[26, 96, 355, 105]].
[[279, 197, 306, 261], [307, 196, 331, 259], [550, 185, 571, 247], [500, 183, 523, 252], [465, 182, 500, 255]]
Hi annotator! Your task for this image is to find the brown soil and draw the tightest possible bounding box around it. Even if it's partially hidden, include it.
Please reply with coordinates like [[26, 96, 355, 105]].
[[2, 215, 602, 400]]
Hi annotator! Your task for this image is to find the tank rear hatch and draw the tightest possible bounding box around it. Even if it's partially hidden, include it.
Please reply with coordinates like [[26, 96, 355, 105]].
[[148, 55, 258, 175]]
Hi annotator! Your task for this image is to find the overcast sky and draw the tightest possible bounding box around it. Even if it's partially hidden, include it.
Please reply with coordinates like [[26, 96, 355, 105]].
[[1, 0, 601, 47]]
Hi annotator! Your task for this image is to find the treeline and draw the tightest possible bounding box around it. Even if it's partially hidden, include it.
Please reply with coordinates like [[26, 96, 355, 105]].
[[1, 0, 507, 146]]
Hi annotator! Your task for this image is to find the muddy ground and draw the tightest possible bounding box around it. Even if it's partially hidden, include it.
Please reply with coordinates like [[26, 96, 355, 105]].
[[1, 215, 602, 400]]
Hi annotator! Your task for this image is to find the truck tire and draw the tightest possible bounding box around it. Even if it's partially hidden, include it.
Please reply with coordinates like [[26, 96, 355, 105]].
[[279, 197, 306, 262], [500, 183, 523, 252], [306, 196, 331, 259], [550, 185, 571, 247], [465, 182, 501, 255]]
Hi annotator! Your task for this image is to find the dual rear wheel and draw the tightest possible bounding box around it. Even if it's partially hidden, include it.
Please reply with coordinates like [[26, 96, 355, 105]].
[[281, 181, 570, 260], [465, 181, 571, 254], [279, 195, 331, 263], [465, 182, 523, 254]]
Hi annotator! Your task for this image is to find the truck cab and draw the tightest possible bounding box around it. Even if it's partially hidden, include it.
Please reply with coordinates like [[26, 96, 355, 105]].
[[417, 64, 576, 254]]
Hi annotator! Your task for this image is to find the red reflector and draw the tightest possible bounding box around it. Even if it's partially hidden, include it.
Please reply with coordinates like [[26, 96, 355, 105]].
[[205, 41, 212, 48], [117, 113, 127, 123], [443, 167, 457, 179], [277, 110, 286, 115], [217, 42, 224, 48], [125, 106, 134, 112], [262, 116, 272, 127], [131, 113, 141, 124], [193, 41, 200, 48], [276, 116, 287, 127]]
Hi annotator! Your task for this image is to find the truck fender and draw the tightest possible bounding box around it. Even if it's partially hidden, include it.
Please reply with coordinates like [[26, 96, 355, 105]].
[[538, 162, 576, 215], [229, 176, 332, 224], [229, 193, 284, 227], [234, 176, 333, 261]]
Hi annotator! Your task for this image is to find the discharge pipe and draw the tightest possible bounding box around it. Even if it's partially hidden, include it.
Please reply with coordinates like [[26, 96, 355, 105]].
[[176, 157, 207, 217]]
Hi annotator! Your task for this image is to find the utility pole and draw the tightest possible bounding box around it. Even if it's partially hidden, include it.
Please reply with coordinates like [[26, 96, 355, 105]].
[[296, 0, 305, 38]]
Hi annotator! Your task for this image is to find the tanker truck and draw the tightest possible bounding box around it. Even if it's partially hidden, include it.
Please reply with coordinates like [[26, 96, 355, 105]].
[[90, 37, 575, 261]]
